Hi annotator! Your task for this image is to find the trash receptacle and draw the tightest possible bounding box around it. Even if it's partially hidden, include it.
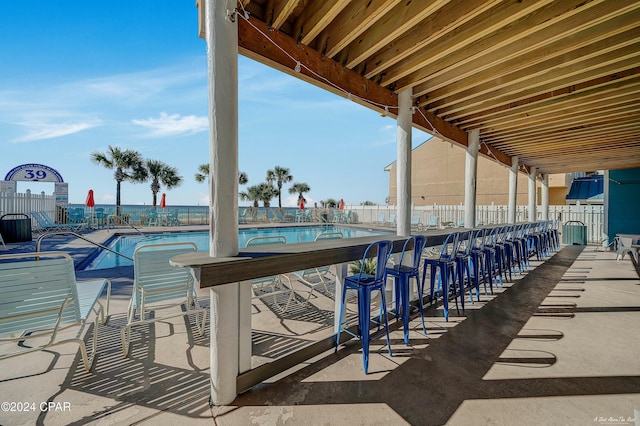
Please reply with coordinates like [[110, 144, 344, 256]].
[[562, 220, 587, 245], [0, 213, 33, 243]]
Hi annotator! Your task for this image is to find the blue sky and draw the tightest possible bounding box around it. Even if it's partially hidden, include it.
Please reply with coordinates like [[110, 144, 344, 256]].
[[0, 1, 430, 208]]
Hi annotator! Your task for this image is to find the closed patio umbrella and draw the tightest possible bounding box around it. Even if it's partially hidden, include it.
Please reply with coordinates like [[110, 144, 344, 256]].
[[85, 190, 95, 208], [160, 193, 167, 209], [85, 189, 96, 228]]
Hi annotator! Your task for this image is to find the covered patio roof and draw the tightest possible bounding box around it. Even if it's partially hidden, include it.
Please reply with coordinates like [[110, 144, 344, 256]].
[[198, 0, 640, 175]]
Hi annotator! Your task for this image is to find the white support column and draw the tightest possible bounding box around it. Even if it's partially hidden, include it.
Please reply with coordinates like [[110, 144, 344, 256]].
[[508, 156, 518, 224], [464, 129, 479, 228], [528, 166, 537, 222], [205, 0, 244, 406], [541, 173, 549, 221], [396, 88, 412, 236]]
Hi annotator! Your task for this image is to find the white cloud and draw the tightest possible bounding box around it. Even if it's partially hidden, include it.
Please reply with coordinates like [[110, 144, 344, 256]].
[[12, 119, 102, 143], [132, 112, 208, 137]]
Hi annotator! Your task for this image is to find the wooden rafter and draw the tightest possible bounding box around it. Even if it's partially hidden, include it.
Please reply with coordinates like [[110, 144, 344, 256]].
[[266, 0, 299, 30]]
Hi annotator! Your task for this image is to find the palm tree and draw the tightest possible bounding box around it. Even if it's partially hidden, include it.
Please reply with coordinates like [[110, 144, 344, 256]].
[[239, 184, 262, 221], [322, 198, 339, 208], [146, 160, 183, 207], [266, 166, 293, 209], [256, 182, 277, 218], [194, 164, 209, 183], [289, 182, 311, 204], [195, 164, 248, 185], [90, 145, 147, 216]]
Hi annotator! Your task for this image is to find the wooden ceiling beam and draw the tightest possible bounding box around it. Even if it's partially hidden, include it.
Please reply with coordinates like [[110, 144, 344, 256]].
[[482, 105, 640, 140], [389, 0, 582, 91], [514, 142, 640, 156], [494, 136, 640, 154], [266, 0, 300, 30], [480, 94, 640, 135], [341, 0, 450, 69], [319, 0, 402, 59], [489, 129, 640, 149], [437, 49, 640, 119], [411, 2, 640, 97], [454, 68, 640, 127], [461, 81, 640, 131], [424, 26, 640, 109], [416, 12, 640, 102], [293, 0, 350, 46], [359, 0, 500, 79]]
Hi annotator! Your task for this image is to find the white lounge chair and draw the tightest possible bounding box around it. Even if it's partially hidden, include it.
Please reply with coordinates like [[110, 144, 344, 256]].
[[425, 215, 439, 230], [31, 211, 85, 232], [0, 252, 110, 371], [386, 213, 397, 227], [246, 236, 295, 312], [294, 231, 343, 303], [615, 234, 640, 262], [121, 242, 206, 357], [411, 214, 424, 231]]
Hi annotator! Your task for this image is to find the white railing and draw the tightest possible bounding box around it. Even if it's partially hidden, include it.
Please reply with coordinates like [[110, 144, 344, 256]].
[[345, 204, 604, 243], [0, 191, 56, 224]]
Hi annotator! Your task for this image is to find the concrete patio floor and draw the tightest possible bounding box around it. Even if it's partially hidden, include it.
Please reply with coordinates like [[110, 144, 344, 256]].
[[1, 239, 639, 425]]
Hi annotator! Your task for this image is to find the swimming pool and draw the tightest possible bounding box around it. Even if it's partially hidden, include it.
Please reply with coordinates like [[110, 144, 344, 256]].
[[84, 225, 391, 270]]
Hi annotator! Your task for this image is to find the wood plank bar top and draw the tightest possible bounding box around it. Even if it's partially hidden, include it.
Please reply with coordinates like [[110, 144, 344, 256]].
[[170, 230, 452, 288]]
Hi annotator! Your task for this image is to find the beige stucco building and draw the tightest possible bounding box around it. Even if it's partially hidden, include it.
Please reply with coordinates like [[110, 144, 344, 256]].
[[385, 138, 569, 206]]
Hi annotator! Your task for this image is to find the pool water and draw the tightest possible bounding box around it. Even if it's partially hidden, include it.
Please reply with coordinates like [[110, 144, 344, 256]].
[[84, 225, 390, 270]]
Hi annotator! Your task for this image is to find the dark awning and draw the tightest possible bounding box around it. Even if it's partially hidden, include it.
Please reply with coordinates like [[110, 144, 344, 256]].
[[566, 175, 604, 201]]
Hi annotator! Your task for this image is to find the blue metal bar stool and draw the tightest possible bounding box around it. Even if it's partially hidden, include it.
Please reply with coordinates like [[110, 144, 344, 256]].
[[527, 222, 545, 260], [336, 240, 393, 374], [483, 227, 504, 289], [386, 235, 428, 344], [469, 228, 489, 300], [455, 230, 475, 308], [500, 225, 518, 281], [420, 232, 461, 322]]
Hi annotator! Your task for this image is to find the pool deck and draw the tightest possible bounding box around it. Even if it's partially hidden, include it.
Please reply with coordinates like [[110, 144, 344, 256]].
[[1, 227, 639, 425]]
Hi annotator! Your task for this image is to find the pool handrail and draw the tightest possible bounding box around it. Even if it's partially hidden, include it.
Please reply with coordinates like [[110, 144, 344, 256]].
[[245, 235, 287, 247], [35, 231, 133, 261]]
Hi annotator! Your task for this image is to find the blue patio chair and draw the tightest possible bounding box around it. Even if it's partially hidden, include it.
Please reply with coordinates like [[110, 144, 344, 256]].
[[165, 209, 179, 226], [93, 207, 108, 229], [146, 209, 159, 227], [373, 213, 386, 225], [68, 207, 86, 224], [420, 232, 462, 322], [386, 235, 428, 343], [336, 239, 393, 374]]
